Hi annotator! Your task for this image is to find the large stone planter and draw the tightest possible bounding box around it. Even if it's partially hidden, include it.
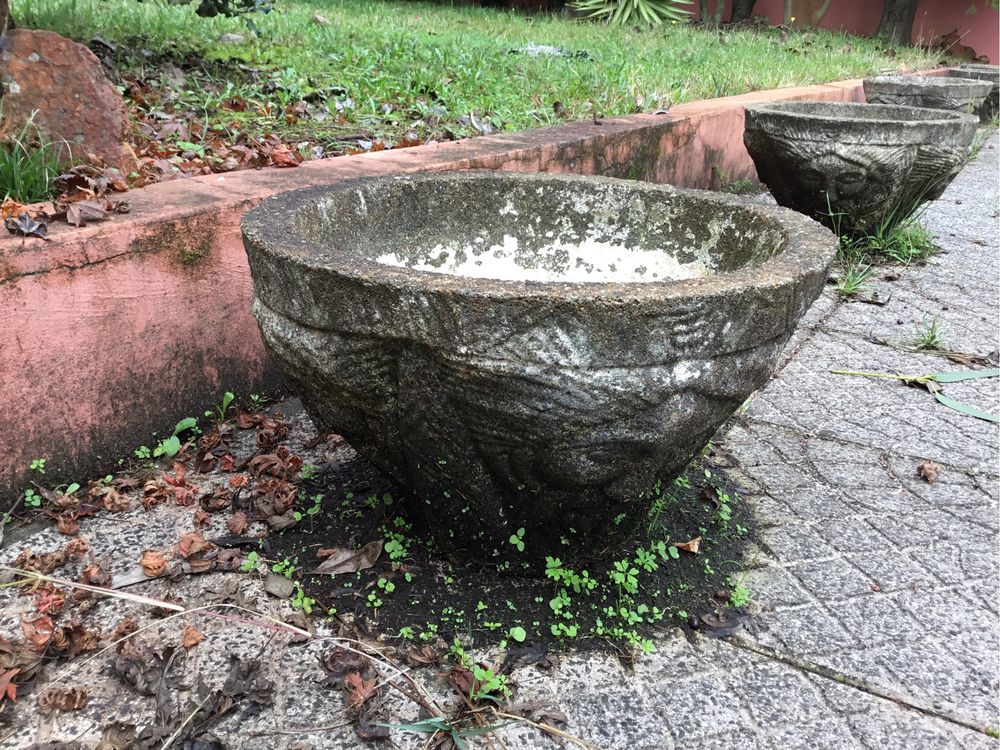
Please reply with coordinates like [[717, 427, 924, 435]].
[[744, 101, 978, 236], [942, 66, 999, 122], [863, 74, 993, 116], [242, 172, 836, 559]]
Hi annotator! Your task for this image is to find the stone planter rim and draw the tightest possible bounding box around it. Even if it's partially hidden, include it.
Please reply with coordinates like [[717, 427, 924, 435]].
[[743, 100, 979, 144], [864, 73, 993, 89], [242, 170, 835, 317], [863, 74, 994, 100], [942, 67, 1000, 81]]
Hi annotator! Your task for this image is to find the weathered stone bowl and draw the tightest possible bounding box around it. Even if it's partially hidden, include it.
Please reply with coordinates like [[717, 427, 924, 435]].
[[242, 172, 836, 559], [744, 101, 978, 235], [942, 66, 999, 122], [863, 74, 993, 115]]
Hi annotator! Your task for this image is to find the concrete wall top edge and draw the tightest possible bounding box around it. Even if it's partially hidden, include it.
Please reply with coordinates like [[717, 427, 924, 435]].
[[0, 76, 877, 284]]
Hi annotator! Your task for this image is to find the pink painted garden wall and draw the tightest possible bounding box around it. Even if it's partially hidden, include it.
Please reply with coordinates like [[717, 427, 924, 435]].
[[696, 0, 999, 63]]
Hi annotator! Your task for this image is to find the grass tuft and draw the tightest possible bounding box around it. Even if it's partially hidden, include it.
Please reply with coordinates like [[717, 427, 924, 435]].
[[0, 118, 62, 203], [834, 261, 875, 297], [859, 218, 937, 266], [907, 316, 948, 351]]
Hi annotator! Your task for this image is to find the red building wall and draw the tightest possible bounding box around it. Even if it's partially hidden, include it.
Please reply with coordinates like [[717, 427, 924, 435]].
[[695, 0, 998, 62]]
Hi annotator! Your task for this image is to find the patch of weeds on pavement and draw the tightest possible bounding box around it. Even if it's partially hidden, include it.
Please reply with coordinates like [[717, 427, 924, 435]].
[[970, 122, 998, 158], [905, 316, 948, 351], [867, 331, 998, 368], [833, 260, 875, 298], [712, 166, 757, 195], [826, 199, 940, 302], [267, 444, 757, 657], [856, 216, 937, 267]]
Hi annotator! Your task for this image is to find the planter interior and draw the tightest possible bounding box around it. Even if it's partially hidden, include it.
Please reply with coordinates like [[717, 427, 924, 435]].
[[743, 100, 978, 235], [242, 172, 837, 559]]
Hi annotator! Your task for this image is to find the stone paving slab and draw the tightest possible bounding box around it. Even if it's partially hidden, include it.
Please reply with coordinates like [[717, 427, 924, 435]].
[[1, 136, 997, 750], [724, 133, 1000, 743]]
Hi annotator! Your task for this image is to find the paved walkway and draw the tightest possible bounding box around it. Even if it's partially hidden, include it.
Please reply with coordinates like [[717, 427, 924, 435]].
[[500, 132, 1000, 750], [2, 136, 997, 750]]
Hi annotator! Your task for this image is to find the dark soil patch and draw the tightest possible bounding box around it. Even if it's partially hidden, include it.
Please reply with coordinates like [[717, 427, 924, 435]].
[[267, 441, 756, 655]]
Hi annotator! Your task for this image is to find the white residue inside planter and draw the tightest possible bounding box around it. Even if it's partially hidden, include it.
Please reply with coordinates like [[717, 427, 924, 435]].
[[375, 235, 710, 283]]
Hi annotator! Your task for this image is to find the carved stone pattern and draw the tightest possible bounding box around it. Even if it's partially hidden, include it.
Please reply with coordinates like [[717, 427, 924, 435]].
[[254, 297, 786, 557], [744, 103, 977, 235]]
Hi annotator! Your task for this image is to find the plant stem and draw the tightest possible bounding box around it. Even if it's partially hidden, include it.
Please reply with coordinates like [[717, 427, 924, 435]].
[[829, 369, 921, 380]]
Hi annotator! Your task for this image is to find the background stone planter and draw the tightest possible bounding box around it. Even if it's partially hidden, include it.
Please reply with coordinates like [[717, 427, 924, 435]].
[[242, 171, 837, 559], [744, 101, 978, 236], [943, 65, 1000, 121], [863, 74, 993, 115]]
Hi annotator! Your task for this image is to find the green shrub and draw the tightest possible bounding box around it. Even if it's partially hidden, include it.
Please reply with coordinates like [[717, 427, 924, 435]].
[[571, 0, 692, 26]]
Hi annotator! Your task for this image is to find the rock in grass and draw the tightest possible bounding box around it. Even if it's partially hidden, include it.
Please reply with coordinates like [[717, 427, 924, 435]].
[[0, 29, 136, 172]]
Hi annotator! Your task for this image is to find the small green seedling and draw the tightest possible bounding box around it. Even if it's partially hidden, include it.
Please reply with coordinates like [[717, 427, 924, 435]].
[[240, 550, 260, 572], [508, 527, 526, 552], [23, 488, 40, 508], [154, 417, 198, 458], [205, 391, 234, 423], [470, 666, 510, 702]]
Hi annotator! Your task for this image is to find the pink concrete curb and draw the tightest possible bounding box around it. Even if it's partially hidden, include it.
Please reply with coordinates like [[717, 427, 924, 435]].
[[0, 78, 868, 492]]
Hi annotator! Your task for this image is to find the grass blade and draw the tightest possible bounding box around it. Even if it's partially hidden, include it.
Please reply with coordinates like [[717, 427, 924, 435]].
[[929, 368, 1000, 383], [934, 392, 1000, 423]]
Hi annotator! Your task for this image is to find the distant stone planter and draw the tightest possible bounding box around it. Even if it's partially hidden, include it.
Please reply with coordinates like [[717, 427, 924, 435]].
[[863, 74, 993, 116], [744, 101, 978, 235], [242, 172, 836, 559], [942, 66, 999, 122]]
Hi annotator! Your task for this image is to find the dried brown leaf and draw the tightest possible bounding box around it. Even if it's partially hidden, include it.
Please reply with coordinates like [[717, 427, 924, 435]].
[[343, 671, 378, 709], [110, 614, 140, 644], [0, 668, 18, 703], [444, 666, 474, 696], [675, 536, 702, 554], [140, 550, 167, 578], [64, 536, 89, 558], [65, 199, 109, 227], [917, 459, 940, 483], [263, 573, 295, 599], [13, 547, 68, 574], [37, 686, 88, 714], [226, 511, 249, 535], [21, 615, 54, 652], [177, 532, 212, 559], [180, 625, 204, 649], [310, 540, 382, 576], [56, 514, 81, 536], [51, 621, 99, 657]]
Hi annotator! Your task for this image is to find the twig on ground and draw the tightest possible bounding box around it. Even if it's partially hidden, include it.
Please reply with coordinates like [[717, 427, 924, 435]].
[[160, 693, 212, 750]]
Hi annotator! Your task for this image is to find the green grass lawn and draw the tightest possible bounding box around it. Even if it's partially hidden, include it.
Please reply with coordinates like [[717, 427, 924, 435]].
[[14, 0, 945, 164]]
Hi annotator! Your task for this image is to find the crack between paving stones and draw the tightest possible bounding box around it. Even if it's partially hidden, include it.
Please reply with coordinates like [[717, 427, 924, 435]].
[[722, 634, 999, 738], [766, 294, 846, 375], [734, 417, 997, 479]]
